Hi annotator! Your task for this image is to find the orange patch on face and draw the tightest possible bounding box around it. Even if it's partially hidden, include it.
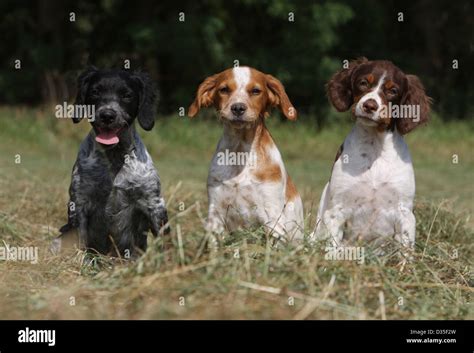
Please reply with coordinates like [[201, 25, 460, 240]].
[[367, 74, 375, 84], [213, 70, 237, 111], [188, 69, 236, 117], [246, 68, 270, 118], [384, 80, 394, 89], [285, 174, 298, 201]]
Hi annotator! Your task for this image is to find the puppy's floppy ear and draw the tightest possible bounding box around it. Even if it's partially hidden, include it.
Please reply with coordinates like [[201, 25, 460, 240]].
[[73, 66, 98, 123], [131, 71, 157, 131], [265, 74, 297, 120], [326, 57, 368, 112], [188, 74, 218, 118], [396, 74, 431, 135]]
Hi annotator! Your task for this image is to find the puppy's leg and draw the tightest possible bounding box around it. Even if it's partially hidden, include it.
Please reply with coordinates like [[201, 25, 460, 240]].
[[85, 211, 111, 254], [255, 203, 293, 246], [110, 197, 164, 258], [132, 212, 151, 253], [148, 196, 170, 236], [317, 206, 346, 247], [206, 202, 225, 235], [204, 203, 226, 253], [282, 197, 305, 243], [310, 182, 330, 242], [56, 163, 90, 253], [395, 204, 416, 260], [52, 225, 80, 255], [107, 188, 138, 257], [110, 207, 136, 258], [147, 196, 171, 250]]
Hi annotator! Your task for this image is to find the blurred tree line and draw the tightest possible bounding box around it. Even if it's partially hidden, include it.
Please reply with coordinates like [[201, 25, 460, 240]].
[[0, 0, 472, 123]]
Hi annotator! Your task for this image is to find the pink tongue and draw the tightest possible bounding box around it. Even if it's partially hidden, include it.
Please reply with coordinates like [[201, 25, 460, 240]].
[[95, 131, 119, 145]]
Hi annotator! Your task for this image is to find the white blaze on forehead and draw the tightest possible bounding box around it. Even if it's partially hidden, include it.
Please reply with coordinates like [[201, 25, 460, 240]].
[[373, 71, 387, 93], [232, 67, 251, 95], [358, 71, 387, 109]]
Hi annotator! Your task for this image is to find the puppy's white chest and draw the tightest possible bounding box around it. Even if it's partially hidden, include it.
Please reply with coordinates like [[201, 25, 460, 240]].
[[326, 127, 416, 238], [211, 166, 261, 208], [113, 151, 157, 190], [208, 161, 283, 230]]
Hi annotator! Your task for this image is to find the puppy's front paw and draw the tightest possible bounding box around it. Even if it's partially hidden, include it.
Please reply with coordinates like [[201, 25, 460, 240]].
[[50, 237, 62, 255]]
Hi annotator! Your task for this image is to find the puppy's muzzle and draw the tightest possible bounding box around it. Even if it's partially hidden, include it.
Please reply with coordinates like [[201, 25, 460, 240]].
[[94, 109, 123, 146], [231, 103, 247, 117], [362, 99, 378, 114], [98, 109, 117, 125]]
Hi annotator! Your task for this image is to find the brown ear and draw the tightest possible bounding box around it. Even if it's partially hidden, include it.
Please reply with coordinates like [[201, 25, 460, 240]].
[[266, 74, 297, 120], [326, 57, 368, 112], [396, 74, 431, 134], [188, 74, 218, 117]]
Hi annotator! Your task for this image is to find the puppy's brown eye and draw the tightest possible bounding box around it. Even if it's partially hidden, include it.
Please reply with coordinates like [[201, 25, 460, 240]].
[[358, 80, 369, 90], [219, 86, 230, 94], [388, 88, 398, 96], [251, 88, 261, 95]]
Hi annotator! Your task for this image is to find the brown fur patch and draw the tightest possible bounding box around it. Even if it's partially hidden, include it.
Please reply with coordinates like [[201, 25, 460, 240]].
[[255, 163, 282, 182], [189, 67, 297, 122], [247, 68, 297, 120], [254, 126, 282, 182], [326, 58, 431, 134], [377, 124, 388, 133], [367, 74, 375, 84], [285, 174, 298, 201], [384, 80, 394, 89], [188, 69, 235, 117]]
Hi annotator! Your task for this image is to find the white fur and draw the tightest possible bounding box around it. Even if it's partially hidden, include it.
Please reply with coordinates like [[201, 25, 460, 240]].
[[206, 67, 304, 243], [219, 67, 256, 121], [355, 72, 386, 125], [229, 67, 251, 109], [312, 120, 416, 249], [233, 67, 251, 91], [206, 68, 303, 242], [206, 126, 304, 242]]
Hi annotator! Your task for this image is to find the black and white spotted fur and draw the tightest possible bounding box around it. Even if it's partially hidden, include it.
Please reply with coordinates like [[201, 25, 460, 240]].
[[57, 67, 169, 257]]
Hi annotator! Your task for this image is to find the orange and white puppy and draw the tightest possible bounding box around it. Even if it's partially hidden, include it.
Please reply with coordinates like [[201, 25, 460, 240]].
[[188, 66, 304, 242]]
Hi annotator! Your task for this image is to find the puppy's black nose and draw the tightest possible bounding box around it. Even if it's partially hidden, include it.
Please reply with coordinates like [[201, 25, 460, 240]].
[[99, 109, 117, 124], [231, 103, 247, 117], [363, 99, 378, 113]]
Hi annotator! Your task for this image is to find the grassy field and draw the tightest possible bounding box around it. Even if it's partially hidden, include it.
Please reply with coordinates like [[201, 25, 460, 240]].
[[0, 106, 472, 319]]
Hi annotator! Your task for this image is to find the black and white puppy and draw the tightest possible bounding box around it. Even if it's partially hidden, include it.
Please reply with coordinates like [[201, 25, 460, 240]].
[[56, 67, 169, 258]]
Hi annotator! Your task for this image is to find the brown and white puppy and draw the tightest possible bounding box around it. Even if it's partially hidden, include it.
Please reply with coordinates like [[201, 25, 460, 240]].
[[188, 66, 304, 242], [312, 58, 431, 250]]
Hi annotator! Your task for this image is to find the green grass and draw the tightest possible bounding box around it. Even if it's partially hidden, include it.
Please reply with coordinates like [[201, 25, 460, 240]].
[[0, 106, 472, 319]]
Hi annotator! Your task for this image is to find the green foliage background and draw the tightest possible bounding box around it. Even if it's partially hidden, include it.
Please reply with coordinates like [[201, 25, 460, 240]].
[[0, 0, 472, 123]]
